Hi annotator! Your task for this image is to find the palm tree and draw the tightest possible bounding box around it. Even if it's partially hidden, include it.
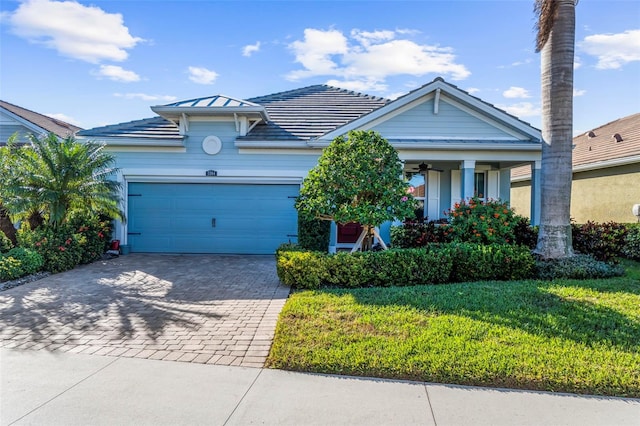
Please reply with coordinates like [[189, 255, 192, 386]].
[[2, 132, 123, 229], [533, 0, 577, 259]]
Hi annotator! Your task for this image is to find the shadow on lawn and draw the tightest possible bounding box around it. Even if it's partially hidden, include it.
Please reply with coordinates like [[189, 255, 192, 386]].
[[346, 278, 640, 350]]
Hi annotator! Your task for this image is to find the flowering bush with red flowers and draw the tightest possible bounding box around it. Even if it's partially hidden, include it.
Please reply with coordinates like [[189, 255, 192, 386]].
[[446, 197, 520, 245], [17, 213, 112, 273]]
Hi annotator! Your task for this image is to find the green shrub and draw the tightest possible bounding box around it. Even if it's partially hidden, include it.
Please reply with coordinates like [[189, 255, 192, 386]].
[[17, 214, 112, 273], [0, 247, 43, 281], [298, 216, 330, 252], [447, 197, 518, 245], [390, 219, 450, 248], [622, 224, 640, 260], [448, 243, 535, 282], [67, 213, 113, 264], [276, 244, 535, 289], [367, 248, 452, 286], [571, 221, 627, 263], [0, 256, 22, 281], [0, 230, 13, 253], [535, 254, 624, 280], [277, 250, 326, 289]]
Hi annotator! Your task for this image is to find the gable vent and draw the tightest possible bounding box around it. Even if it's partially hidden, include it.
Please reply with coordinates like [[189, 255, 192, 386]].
[[612, 133, 623, 142], [587, 131, 596, 138]]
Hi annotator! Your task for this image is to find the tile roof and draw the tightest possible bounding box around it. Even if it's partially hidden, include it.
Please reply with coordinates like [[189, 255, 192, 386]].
[[77, 116, 182, 140], [0, 99, 82, 138], [240, 85, 390, 140], [511, 112, 640, 179]]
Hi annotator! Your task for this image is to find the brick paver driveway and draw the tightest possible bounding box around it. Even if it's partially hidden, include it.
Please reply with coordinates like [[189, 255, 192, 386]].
[[0, 254, 289, 368]]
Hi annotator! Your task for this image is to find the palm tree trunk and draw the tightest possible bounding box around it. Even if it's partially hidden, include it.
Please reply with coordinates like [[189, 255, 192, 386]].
[[534, 0, 576, 259], [0, 205, 17, 245]]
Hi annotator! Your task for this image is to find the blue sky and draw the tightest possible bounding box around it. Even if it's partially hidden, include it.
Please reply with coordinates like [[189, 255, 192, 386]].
[[1, 0, 639, 135]]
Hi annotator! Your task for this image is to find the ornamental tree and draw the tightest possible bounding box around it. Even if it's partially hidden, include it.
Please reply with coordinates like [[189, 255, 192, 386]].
[[295, 130, 416, 250]]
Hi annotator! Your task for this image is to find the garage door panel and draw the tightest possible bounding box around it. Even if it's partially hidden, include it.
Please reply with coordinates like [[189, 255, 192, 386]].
[[127, 183, 298, 254]]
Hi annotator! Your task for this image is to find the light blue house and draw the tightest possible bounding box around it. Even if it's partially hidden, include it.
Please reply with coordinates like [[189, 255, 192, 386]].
[[78, 78, 542, 254]]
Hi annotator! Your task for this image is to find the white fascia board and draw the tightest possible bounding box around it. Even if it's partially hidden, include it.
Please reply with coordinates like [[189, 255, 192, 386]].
[[125, 176, 303, 185], [124, 170, 304, 185], [104, 146, 186, 153], [511, 155, 640, 182], [151, 106, 269, 122], [234, 140, 312, 149], [122, 167, 309, 179], [391, 142, 541, 151], [398, 149, 541, 162], [86, 136, 185, 148], [239, 148, 322, 156]]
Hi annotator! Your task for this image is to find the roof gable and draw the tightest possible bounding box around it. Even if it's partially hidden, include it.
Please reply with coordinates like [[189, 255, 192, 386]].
[[0, 100, 82, 143], [318, 78, 541, 143]]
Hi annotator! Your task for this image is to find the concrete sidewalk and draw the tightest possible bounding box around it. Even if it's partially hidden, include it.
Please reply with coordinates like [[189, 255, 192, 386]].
[[2, 348, 638, 426]]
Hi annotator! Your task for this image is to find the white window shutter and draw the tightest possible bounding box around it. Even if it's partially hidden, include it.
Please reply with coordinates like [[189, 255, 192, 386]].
[[487, 170, 500, 200]]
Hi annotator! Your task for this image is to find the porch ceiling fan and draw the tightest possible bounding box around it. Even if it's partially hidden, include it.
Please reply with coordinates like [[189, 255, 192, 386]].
[[410, 162, 443, 172]]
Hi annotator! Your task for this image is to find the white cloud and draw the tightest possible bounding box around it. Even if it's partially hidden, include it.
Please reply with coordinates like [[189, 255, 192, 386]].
[[94, 65, 140, 82], [7, 0, 142, 63], [350, 29, 395, 46], [579, 29, 640, 69], [242, 41, 261, 57], [496, 102, 540, 118], [188, 66, 218, 84], [326, 79, 387, 93], [466, 87, 481, 95], [573, 89, 586, 97], [114, 93, 177, 102], [45, 112, 81, 126], [503, 86, 530, 99], [287, 27, 470, 92], [288, 28, 349, 80]]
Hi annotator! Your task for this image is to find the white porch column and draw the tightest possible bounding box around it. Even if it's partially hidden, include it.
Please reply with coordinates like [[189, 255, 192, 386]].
[[461, 160, 476, 200], [531, 161, 542, 226]]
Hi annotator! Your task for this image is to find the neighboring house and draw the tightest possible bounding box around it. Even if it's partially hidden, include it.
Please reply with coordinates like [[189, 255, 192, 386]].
[[0, 100, 82, 243], [78, 78, 542, 254], [511, 113, 640, 224], [0, 100, 81, 144]]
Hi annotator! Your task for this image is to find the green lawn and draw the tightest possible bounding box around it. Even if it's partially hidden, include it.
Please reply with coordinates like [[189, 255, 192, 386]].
[[267, 260, 640, 397]]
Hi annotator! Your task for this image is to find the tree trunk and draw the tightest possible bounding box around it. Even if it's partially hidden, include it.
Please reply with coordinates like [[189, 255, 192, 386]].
[[534, 0, 576, 259], [0, 206, 17, 245]]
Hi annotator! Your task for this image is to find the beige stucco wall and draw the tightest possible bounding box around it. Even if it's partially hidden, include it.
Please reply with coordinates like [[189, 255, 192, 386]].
[[510, 164, 640, 223]]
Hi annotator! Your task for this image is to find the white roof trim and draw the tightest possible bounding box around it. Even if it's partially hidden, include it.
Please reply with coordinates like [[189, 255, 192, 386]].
[[234, 140, 312, 149], [511, 154, 640, 182], [0, 107, 49, 137], [308, 140, 542, 151], [317, 79, 542, 142]]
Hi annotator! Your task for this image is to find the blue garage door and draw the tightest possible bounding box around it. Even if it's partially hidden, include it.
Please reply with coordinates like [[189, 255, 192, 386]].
[[127, 183, 298, 254]]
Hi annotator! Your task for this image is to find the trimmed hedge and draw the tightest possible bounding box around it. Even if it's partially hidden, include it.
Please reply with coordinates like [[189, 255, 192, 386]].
[[298, 216, 331, 252], [276, 243, 534, 289], [0, 247, 44, 281]]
